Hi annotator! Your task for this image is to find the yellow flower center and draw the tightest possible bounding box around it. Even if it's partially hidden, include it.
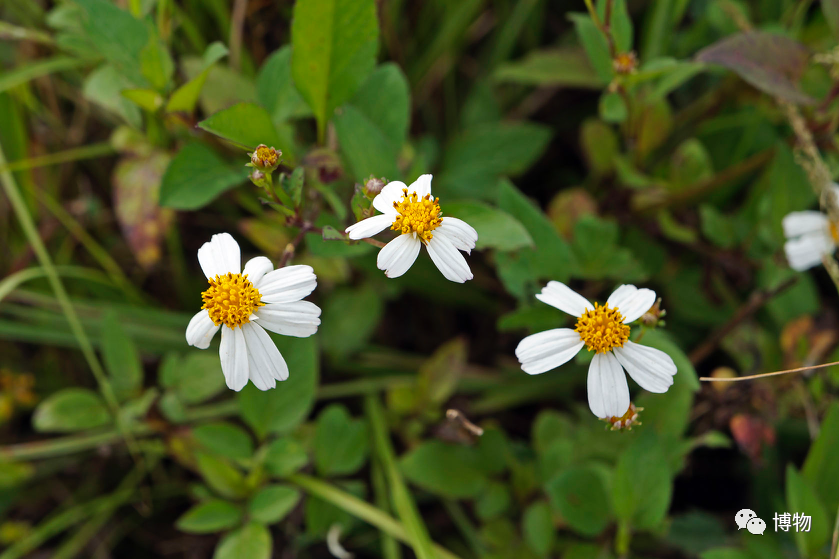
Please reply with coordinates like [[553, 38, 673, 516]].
[[391, 188, 442, 244], [830, 222, 839, 243], [201, 273, 264, 329], [575, 302, 630, 353]]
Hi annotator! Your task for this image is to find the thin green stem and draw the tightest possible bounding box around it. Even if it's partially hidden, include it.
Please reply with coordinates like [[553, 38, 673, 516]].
[[372, 459, 402, 559], [366, 395, 438, 559], [830, 500, 839, 559], [615, 520, 631, 559], [287, 473, 461, 559], [0, 266, 112, 304], [442, 499, 485, 557], [0, 21, 55, 45], [0, 143, 114, 173], [0, 143, 142, 464], [0, 425, 154, 462]]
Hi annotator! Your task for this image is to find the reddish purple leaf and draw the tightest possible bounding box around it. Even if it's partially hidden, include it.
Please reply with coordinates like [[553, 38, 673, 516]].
[[696, 31, 814, 105]]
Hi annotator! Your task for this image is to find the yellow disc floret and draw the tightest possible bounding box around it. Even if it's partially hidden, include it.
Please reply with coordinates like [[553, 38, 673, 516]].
[[830, 222, 839, 243], [575, 302, 630, 353], [201, 273, 264, 329], [391, 188, 442, 244]]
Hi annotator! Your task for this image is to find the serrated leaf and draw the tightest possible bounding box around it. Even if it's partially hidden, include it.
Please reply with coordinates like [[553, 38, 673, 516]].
[[257, 46, 311, 124], [75, 0, 149, 86], [159, 142, 245, 210], [198, 103, 286, 151], [314, 405, 369, 476], [444, 200, 533, 251]]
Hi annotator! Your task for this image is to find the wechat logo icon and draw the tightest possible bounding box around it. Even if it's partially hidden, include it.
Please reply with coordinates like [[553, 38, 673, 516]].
[[735, 509, 764, 535]]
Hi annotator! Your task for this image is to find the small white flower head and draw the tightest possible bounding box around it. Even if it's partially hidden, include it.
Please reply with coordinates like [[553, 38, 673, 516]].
[[515, 282, 677, 419], [345, 174, 478, 283], [782, 185, 839, 271], [185, 233, 321, 392]]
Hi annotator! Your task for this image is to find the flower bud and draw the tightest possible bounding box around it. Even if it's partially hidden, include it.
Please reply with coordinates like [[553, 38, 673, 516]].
[[249, 169, 268, 188], [602, 402, 642, 431], [250, 144, 281, 170], [364, 176, 386, 196], [612, 51, 638, 75]]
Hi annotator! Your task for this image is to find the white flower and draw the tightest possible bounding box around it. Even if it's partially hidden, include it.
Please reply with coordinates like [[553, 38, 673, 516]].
[[345, 174, 478, 283], [515, 282, 677, 419], [185, 233, 321, 392], [782, 185, 839, 271]]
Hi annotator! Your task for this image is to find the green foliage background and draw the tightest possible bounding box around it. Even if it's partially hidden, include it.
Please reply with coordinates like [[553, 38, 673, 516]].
[[1, 0, 839, 557]]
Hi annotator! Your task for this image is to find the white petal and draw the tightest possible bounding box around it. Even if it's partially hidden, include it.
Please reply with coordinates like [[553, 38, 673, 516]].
[[346, 214, 394, 240], [515, 328, 584, 375], [426, 234, 473, 283], [535, 281, 593, 317], [785, 232, 835, 271], [185, 310, 220, 349], [197, 233, 241, 279], [377, 234, 422, 278], [219, 326, 249, 391], [255, 301, 321, 338], [259, 265, 317, 304], [587, 352, 630, 419], [437, 217, 478, 253], [241, 322, 289, 390], [782, 211, 829, 239], [243, 256, 274, 287], [613, 341, 676, 393], [373, 181, 407, 214], [408, 174, 433, 198], [607, 284, 656, 323]]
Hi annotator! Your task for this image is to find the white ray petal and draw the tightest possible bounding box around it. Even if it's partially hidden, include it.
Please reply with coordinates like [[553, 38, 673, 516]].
[[587, 352, 630, 419], [242, 322, 289, 390], [409, 174, 433, 198], [782, 211, 829, 239], [243, 256, 274, 287], [197, 233, 241, 279], [784, 232, 835, 271], [613, 341, 676, 393], [377, 234, 422, 278], [515, 328, 584, 375], [535, 281, 592, 317], [437, 217, 478, 253], [426, 234, 473, 283], [185, 310, 220, 349], [255, 301, 322, 338], [219, 326, 249, 391], [259, 265, 317, 304], [607, 284, 656, 323], [373, 181, 407, 214], [346, 214, 394, 240]]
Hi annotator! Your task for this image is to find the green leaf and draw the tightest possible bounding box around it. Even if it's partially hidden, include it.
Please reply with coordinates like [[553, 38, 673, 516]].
[[167, 42, 228, 114], [545, 466, 611, 536], [159, 142, 246, 210], [599, 92, 628, 123], [140, 36, 174, 91], [32, 388, 111, 433], [476, 481, 512, 520], [256, 46, 311, 124], [195, 452, 248, 500], [100, 310, 143, 402], [824, 0, 839, 42], [238, 336, 319, 439], [159, 352, 228, 405], [176, 499, 243, 534], [320, 286, 383, 358], [493, 47, 604, 88], [334, 63, 410, 182], [611, 432, 672, 530], [522, 500, 555, 556], [570, 13, 613, 83], [700, 550, 752, 559], [444, 200, 533, 251], [400, 441, 488, 499], [83, 64, 142, 128], [570, 215, 645, 281], [416, 337, 468, 407], [193, 422, 255, 461], [198, 103, 286, 151], [248, 484, 301, 524], [291, 0, 379, 140], [263, 437, 310, 477], [803, 403, 839, 517], [314, 405, 369, 477], [0, 461, 34, 489], [121, 88, 164, 112], [75, 0, 149, 86], [786, 465, 830, 557], [214, 522, 272, 559], [601, 0, 633, 52]]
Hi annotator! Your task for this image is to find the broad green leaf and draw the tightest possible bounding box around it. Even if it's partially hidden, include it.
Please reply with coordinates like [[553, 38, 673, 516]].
[[195, 452, 248, 499], [263, 437, 310, 477], [193, 422, 254, 461], [546, 466, 611, 536], [214, 522, 271, 559], [121, 88, 164, 112], [159, 142, 246, 210], [786, 466, 829, 557], [248, 485, 300, 524], [198, 103, 286, 151], [320, 286, 383, 358], [176, 499, 242, 534], [140, 36, 174, 91], [493, 48, 604, 88], [581, 119, 619, 176], [291, 0, 379, 139], [522, 500, 555, 556], [444, 200, 533, 251], [599, 92, 628, 123], [696, 32, 814, 105], [570, 215, 646, 281], [32, 388, 111, 433], [400, 441, 487, 498], [803, 403, 839, 516], [476, 481, 511, 520], [598, 0, 633, 52], [570, 13, 613, 83], [158, 352, 228, 405], [83, 64, 142, 128], [0, 461, 34, 489], [612, 432, 672, 530], [75, 0, 149, 86], [334, 63, 410, 182], [314, 405, 369, 477], [256, 46, 312, 124], [100, 310, 143, 401], [238, 336, 318, 439], [167, 42, 228, 114]]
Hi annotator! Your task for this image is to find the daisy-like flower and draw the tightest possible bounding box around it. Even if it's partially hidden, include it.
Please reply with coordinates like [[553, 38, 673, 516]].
[[345, 174, 478, 283], [185, 233, 321, 392], [515, 282, 677, 419], [782, 186, 839, 271]]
